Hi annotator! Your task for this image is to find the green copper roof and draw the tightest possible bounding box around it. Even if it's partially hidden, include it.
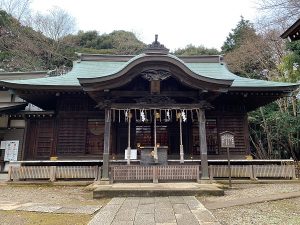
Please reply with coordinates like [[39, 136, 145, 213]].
[[0, 53, 298, 90]]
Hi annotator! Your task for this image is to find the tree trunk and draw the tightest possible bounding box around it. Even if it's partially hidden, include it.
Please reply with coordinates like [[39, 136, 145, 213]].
[[260, 107, 273, 158]]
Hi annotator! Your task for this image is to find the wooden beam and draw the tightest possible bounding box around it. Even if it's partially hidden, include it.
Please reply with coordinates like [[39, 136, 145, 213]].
[[94, 90, 198, 98], [110, 103, 212, 110]]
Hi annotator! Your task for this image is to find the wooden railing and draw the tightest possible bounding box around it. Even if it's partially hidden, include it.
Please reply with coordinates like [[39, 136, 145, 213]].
[[8, 166, 100, 181], [209, 165, 253, 179], [110, 165, 200, 183], [7, 164, 297, 182], [111, 165, 153, 181], [209, 165, 296, 180], [282, 160, 300, 178]]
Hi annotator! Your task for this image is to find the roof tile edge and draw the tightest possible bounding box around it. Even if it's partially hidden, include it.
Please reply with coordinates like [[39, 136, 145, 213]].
[[78, 53, 134, 62]]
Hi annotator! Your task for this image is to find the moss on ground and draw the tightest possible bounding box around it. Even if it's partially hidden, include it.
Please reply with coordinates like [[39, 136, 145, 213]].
[[0, 211, 92, 225]]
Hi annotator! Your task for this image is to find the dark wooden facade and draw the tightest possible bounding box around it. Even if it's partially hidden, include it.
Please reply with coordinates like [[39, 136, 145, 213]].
[[22, 79, 250, 160]]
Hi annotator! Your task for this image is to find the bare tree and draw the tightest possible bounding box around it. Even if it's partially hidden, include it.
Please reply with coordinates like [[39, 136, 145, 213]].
[[34, 7, 76, 42], [257, 0, 300, 30], [0, 0, 31, 23]]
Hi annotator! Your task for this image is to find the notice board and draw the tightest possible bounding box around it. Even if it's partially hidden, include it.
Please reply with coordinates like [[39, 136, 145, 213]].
[[2, 140, 19, 161]]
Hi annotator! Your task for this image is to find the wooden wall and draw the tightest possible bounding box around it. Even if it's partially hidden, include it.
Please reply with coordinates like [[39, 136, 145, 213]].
[[24, 119, 54, 159], [24, 94, 104, 160], [24, 93, 250, 160], [217, 113, 249, 155]]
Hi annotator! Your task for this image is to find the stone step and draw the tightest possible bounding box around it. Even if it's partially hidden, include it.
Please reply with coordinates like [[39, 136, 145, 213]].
[[93, 182, 224, 198]]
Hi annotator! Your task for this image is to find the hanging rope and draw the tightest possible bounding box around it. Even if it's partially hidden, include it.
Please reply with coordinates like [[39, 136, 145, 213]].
[[112, 109, 115, 122], [159, 109, 161, 122]]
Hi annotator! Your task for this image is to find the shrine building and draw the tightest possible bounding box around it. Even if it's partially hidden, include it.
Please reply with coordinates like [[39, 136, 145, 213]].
[[1, 37, 298, 180]]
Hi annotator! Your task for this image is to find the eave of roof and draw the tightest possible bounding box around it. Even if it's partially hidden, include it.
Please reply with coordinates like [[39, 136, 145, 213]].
[[0, 102, 27, 112], [281, 18, 300, 41], [0, 53, 298, 92]]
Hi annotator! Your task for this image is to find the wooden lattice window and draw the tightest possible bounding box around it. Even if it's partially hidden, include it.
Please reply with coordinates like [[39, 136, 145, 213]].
[[192, 119, 218, 155], [136, 124, 168, 147], [136, 125, 151, 146], [57, 118, 86, 155]]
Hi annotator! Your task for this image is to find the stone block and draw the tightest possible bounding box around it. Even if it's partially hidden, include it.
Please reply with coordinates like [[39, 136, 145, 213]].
[[175, 213, 199, 225], [136, 204, 154, 214]]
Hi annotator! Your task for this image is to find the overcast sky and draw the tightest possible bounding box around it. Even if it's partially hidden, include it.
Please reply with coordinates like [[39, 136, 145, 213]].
[[30, 0, 258, 51]]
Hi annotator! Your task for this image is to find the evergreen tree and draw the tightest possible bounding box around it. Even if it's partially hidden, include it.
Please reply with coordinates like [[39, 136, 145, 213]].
[[174, 44, 219, 56], [221, 16, 255, 53]]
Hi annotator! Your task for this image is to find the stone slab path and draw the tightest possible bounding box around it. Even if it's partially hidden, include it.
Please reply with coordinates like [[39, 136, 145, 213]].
[[89, 196, 220, 225]]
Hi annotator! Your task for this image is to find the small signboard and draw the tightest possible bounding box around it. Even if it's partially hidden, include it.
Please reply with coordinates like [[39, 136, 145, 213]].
[[220, 131, 235, 148], [220, 131, 235, 187], [125, 149, 137, 160], [3, 140, 19, 161]]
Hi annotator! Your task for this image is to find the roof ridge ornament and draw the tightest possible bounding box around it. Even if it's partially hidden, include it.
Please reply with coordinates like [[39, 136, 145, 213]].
[[144, 34, 169, 55]]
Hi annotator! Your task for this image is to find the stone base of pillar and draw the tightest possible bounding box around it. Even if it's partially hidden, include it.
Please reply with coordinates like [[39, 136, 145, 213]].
[[198, 178, 212, 184], [98, 178, 110, 185]]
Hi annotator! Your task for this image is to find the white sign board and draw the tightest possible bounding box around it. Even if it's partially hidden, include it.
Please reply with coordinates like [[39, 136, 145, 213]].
[[220, 132, 235, 148], [125, 149, 137, 160], [3, 140, 19, 161]]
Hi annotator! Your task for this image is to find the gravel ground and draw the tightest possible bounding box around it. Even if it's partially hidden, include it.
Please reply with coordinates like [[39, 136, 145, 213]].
[[0, 184, 110, 225], [0, 184, 110, 206], [1, 182, 300, 225], [200, 183, 300, 202], [199, 183, 300, 225], [212, 197, 300, 225]]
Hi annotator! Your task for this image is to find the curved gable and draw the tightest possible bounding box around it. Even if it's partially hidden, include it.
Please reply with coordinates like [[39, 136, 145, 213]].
[[78, 54, 234, 92]]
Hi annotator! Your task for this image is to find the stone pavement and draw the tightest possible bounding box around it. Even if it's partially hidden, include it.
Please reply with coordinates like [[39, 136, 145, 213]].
[[0, 201, 101, 215], [204, 191, 300, 210], [89, 196, 220, 225]]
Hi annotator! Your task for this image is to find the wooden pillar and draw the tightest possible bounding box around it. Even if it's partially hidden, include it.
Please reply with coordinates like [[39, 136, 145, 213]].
[[153, 110, 158, 163], [179, 115, 184, 163], [102, 108, 111, 180], [21, 117, 29, 160], [51, 117, 58, 158], [197, 109, 209, 179], [126, 111, 131, 165]]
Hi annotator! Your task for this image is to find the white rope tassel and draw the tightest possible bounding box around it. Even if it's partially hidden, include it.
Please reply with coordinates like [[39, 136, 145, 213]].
[[167, 109, 170, 120], [141, 109, 146, 122], [125, 109, 129, 122], [182, 110, 187, 122]]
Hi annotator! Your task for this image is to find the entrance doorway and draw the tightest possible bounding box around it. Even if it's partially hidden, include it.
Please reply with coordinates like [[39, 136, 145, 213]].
[[135, 124, 168, 147]]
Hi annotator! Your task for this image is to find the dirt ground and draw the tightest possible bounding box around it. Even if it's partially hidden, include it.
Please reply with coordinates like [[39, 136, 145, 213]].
[[0, 183, 110, 225], [0, 182, 300, 225], [0, 184, 110, 206], [0, 211, 91, 225]]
